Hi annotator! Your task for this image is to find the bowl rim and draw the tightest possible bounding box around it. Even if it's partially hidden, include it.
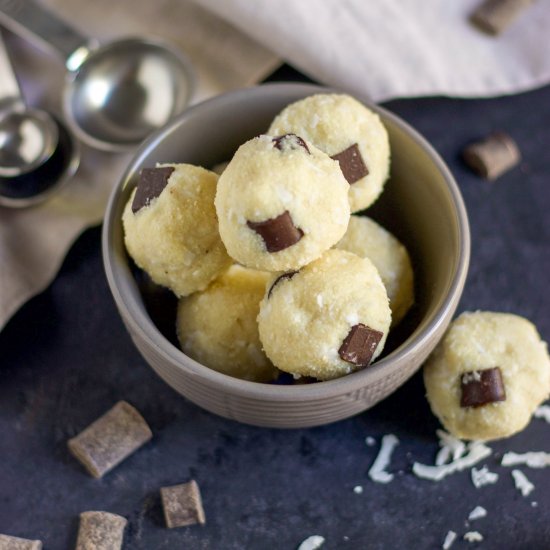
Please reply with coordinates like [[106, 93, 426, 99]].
[[102, 82, 470, 402]]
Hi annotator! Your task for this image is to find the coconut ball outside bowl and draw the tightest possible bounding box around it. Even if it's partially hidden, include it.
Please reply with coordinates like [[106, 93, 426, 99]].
[[102, 83, 470, 429]]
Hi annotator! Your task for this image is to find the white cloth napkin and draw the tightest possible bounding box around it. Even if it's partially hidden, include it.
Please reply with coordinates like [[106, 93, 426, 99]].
[[195, 0, 550, 101], [0, 0, 279, 330]]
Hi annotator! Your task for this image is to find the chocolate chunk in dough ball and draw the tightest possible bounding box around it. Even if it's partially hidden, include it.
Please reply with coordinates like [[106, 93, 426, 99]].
[[177, 265, 279, 382], [258, 249, 391, 380], [269, 94, 390, 213], [460, 367, 506, 408], [424, 311, 550, 441], [215, 134, 350, 272], [123, 164, 232, 297], [335, 215, 414, 326]]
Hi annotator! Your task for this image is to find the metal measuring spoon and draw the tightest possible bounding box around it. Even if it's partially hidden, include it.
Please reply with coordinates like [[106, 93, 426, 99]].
[[0, 33, 79, 208], [0, 0, 195, 153], [0, 29, 58, 178]]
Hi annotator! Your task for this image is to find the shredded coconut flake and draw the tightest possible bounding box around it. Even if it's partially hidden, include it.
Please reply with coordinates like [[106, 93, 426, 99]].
[[471, 465, 499, 488], [310, 114, 320, 129], [442, 530, 457, 549], [316, 294, 324, 308], [345, 312, 359, 325], [368, 434, 399, 484], [534, 405, 550, 423], [462, 371, 482, 384], [435, 447, 452, 467], [435, 430, 466, 466], [464, 531, 484, 543], [353, 485, 363, 494], [413, 442, 492, 482], [511, 469, 535, 497], [468, 506, 487, 521], [298, 535, 325, 550], [502, 451, 550, 468], [276, 185, 294, 205]]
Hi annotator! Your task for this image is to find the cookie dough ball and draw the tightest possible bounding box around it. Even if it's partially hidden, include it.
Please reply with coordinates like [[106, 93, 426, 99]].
[[258, 249, 391, 380], [177, 265, 278, 382], [335, 216, 414, 326], [215, 134, 350, 272], [269, 94, 390, 213], [123, 164, 232, 297], [424, 311, 550, 441]]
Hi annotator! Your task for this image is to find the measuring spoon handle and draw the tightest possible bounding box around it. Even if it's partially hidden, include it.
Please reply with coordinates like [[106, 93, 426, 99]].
[[0, 0, 93, 65], [0, 29, 22, 104]]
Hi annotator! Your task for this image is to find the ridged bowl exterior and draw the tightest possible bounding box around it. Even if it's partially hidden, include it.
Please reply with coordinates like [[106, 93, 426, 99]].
[[103, 83, 469, 428]]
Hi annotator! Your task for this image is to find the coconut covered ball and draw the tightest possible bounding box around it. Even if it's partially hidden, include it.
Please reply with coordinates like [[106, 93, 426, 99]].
[[215, 134, 350, 272], [335, 215, 414, 326], [268, 94, 390, 213], [258, 249, 392, 380], [424, 311, 550, 441], [176, 265, 278, 382], [123, 164, 232, 297]]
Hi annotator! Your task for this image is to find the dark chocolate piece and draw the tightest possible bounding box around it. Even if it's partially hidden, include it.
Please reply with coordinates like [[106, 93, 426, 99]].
[[268, 270, 299, 298], [68, 401, 152, 478], [247, 211, 304, 253], [0, 534, 42, 550], [460, 367, 506, 408], [131, 166, 174, 213], [272, 134, 310, 154], [338, 323, 383, 367], [462, 131, 520, 180], [161, 480, 206, 528], [470, 0, 534, 35], [75, 511, 127, 550], [331, 143, 369, 184]]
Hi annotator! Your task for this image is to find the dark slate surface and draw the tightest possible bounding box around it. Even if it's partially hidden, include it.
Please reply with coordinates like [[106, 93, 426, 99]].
[[1, 66, 549, 550]]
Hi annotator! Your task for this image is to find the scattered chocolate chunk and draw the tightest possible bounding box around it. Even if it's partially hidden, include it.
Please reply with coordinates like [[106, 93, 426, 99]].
[[470, 0, 534, 35], [247, 211, 304, 253], [268, 270, 299, 298], [460, 367, 506, 408], [462, 132, 521, 180], [272, 134, 310, 154], [338, 323, 383, 367], [161, 480, 206, 528], [68, 401, 152, 478], [131, 166, 174, 213], [75, 511, 127, 550], [331, 143, 369, 184], [0, 534, 42, 550]]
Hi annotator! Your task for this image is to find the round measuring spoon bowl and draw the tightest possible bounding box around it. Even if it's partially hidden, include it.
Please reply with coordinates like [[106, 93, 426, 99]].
[[0, 114, 80, 208], [65, 38, 194, 152], [0, 98, 59, 178]]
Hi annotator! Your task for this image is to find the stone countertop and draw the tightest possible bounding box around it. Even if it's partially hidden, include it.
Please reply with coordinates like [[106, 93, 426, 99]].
[[0, 67, 549, 549]]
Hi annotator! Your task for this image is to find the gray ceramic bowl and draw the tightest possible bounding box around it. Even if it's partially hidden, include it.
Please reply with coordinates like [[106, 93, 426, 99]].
[[102, 83, 470, 428]]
